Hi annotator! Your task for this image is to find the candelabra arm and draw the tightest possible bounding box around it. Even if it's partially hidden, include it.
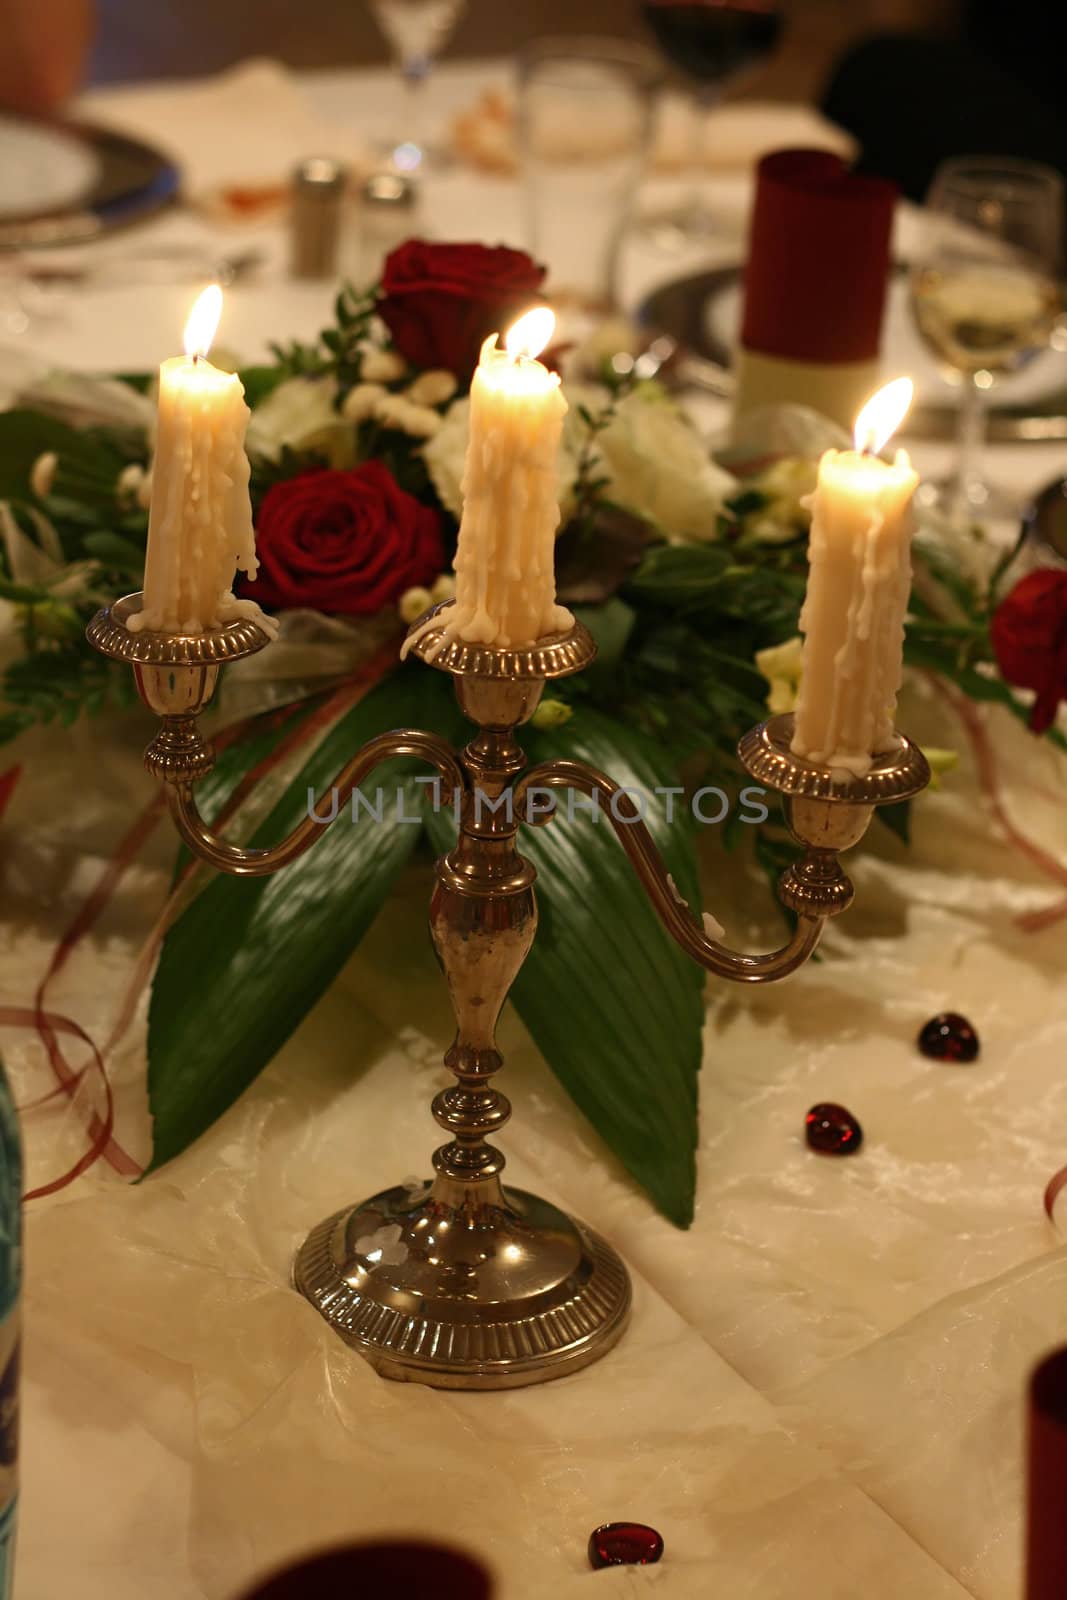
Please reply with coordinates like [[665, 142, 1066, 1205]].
[[515, 760, 824, 983], [169, 729, 465, 878]]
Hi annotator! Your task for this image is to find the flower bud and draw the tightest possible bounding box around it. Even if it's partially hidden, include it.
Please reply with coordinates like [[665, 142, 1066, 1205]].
[[341, 383, 387, 422], [374, 395, 442, 439], [30, 451, 58, 499], [398, 585, 433, 624], [531, 698, 573, 731], [116, 463, 146, 504], [406, 370, 458, 408], [360, 348, 406, 383], [430, 572, 456, 602]]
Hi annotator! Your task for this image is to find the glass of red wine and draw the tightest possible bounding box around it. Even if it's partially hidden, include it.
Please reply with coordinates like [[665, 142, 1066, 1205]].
[[641, 0, 784, 243]]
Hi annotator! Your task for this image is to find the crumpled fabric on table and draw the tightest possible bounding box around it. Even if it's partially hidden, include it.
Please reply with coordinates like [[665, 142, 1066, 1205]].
[[5, 678, 1067, 1597]]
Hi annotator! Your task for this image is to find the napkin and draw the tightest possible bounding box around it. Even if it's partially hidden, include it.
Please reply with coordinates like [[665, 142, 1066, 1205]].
[[78, 58, 370, 205], [740, 148, 897, 365]]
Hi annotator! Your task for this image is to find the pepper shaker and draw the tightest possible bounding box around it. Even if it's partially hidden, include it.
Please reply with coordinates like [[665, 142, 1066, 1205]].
[[289, 157, 348, 280]]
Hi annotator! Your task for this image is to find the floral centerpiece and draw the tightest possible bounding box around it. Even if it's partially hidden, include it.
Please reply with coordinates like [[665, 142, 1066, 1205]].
[[1, 241, 1064, 1223]]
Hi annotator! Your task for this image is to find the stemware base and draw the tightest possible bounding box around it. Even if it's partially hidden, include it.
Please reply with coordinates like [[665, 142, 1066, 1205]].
[[916, 474, 1022, 528]]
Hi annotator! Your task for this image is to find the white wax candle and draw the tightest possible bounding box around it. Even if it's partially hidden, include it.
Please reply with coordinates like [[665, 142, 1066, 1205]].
[[132, 286, 273, 637], [791, 380, 918, 776], [407, 308, 572, 657]]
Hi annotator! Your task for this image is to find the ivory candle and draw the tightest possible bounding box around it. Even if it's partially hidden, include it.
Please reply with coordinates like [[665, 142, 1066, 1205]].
[[791, 378, 919, 776], [132, 285, 272, 636], [408, 307, 571, 657]]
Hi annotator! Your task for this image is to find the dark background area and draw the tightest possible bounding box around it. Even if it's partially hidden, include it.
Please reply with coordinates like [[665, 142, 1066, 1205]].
[[88, 0, 954, 97]]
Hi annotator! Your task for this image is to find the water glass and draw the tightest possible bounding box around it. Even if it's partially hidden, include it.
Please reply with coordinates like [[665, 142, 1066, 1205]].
[[518, 38, 659, 311]]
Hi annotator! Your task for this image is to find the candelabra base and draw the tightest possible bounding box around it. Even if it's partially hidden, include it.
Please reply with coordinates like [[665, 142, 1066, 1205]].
[[293, 1179, 631, 1390]]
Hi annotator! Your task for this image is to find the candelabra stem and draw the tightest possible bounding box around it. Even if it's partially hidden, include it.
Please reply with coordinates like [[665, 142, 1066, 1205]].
[[428, 725, 532, 1198]]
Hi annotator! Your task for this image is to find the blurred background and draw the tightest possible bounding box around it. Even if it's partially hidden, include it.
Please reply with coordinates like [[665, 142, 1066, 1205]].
[[88, 0, 945, 92]]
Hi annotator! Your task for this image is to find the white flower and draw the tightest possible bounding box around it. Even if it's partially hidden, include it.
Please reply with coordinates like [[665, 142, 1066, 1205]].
[[341, 382, 387, 423], [424, 385, 734, 541], [422, 399, 470, 516], [398, 585, 433, 623], [755, 636, 804, 715], [30, 451, 58, 499], [374, 394, 441, 438], [430, 572, 456, 602], [361, 348, 407, 383], [405, 369, 458, 408], [597, 392, 738, 542], [136, 469, 153, 510], [245, 375, 347, 463]]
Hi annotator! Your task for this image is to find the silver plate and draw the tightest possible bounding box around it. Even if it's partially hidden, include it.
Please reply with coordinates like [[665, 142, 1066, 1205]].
[[639, 265, 1067, 444], [0, 119, 179, 248]]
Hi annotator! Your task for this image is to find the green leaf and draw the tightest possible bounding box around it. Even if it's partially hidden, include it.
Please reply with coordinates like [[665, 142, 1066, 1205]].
[[877, 799, 911, 844], [146, 666, 451, 1171], [427, 708, 704, 1225], [112, 371, 153, 394], [238, 365, 289, 408], [0, 409, 122, 503], [0, 575, 51, 604], [571, 597, 636, 682], [82, 530, 146, 575]]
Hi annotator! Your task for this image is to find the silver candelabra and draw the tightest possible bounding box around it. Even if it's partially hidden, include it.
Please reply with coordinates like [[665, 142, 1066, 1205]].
[[89, 593, 929, 1390]]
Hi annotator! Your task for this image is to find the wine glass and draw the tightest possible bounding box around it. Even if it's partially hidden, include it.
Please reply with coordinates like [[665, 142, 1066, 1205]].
[[909, 156, 1064, 524], [369, 0, 468, 173], [641, 0, 783, 245]]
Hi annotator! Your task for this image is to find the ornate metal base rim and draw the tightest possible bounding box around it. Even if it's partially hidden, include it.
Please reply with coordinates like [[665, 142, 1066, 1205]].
[[406, 599, 596, 682], [738, 713, 931, 804], [293, 1185, 632, 1391], [87, 591, 273, 665]]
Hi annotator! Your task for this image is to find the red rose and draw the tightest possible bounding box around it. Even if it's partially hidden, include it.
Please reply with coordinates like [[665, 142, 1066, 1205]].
[[243, 463, 443, 615], [990, 569, 1067, 733], [377, 239, 546, 380]]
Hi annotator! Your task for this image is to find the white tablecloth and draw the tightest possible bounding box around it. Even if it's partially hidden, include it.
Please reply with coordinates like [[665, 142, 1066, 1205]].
[[3, 59, 1067, 1600]]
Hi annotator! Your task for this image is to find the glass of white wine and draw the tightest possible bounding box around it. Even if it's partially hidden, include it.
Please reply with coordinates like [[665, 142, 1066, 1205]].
[[370, 0, 468, 173], [909, 156, 1064, 522]]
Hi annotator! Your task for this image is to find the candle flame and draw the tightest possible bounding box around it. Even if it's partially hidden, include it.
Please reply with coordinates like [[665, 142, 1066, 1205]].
[[854, 377, 913, 454], [184, 284, 223, 359], [505, 307, 555, 362]]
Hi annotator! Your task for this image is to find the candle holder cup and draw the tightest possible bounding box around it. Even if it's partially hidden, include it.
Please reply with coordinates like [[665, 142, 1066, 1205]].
[[88, 594, 930, 1390]]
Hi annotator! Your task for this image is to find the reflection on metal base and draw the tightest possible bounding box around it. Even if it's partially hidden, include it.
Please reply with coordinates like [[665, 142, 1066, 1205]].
[[293, 1181, 631, 1390]]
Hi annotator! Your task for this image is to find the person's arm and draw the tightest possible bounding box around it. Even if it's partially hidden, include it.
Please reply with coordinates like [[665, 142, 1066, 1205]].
[[0, 0, 94, 116]]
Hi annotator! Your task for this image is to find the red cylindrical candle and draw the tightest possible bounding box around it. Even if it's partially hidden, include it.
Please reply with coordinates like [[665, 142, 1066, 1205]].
[[236, 1541, 495, 1599], [1026, 1346, 1067, 1600], [741, 148, 898, 364]]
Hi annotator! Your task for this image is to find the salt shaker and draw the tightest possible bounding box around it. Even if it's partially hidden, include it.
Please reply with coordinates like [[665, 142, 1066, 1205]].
[[289, 157, 348, 280], [347, 172, 421, 284]]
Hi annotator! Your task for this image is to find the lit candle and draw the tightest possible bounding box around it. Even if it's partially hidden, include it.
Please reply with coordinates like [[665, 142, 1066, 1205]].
[[132, 285, 273, 637], [791, 378, 918, 776], [408, 307, 572, 656]]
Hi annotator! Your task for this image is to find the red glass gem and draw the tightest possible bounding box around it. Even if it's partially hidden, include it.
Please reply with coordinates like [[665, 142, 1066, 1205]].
[[805, 1102, 862, 1155], [918, 1012, 980, 1063], [588, 1523, 664, 1570]]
